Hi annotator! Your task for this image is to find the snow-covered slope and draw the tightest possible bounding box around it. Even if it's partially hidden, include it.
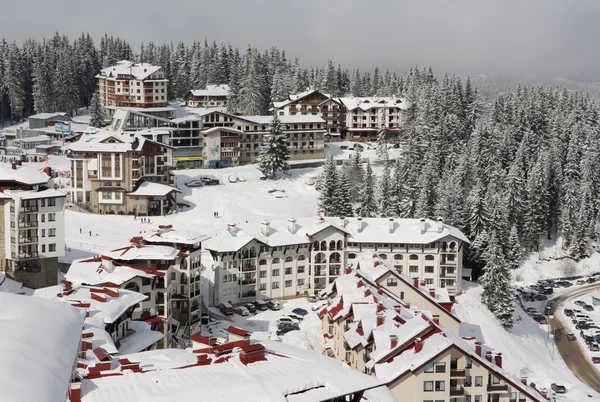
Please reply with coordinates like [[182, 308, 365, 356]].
[[456, 282, 600, 402]]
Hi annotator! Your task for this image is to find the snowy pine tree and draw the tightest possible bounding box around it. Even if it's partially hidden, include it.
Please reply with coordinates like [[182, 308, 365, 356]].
[[335, 168, 354, 217], [89, 92, 106, 128], [378, 162, 395, 217], [505, 225, 522, 270], [346, 147, 364, 202], [318, 154, 338, 216], [257, 115, 290, 179], [375, 109, 389, 162], [357, 161, 378, 217]]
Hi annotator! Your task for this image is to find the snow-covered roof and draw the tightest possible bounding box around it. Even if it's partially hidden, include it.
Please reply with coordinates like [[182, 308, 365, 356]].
[[97, 61, 164, 81], [65, 257, 155, 286], [68, 130, 149, 153], [338, 96, 409, 111], [0, 272, 33, 295], [14, 134, 52, 143], [117, 321, 165, 355], [29, 112, 67, 120], [4, 188, 66, 200], [144, 226, 210, 245], [0, 292, 84, 402], [189, 84, 230, 97], [80, 339, 386, 402], [0, 164, 50, 186], [102, 244, 180, 261], [272, 89, 333, 109], [239, 114, 326, 125], [127, 181, 181, 197]]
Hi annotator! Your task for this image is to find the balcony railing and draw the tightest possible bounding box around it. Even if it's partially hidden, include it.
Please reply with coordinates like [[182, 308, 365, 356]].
[[241, 291, 256, 298], [450, 387, 464, 396], [20, 206, 38, 213], [241, 279, 256, 286], [241, 265, 256, 272], [18, 221, 38, 228], [19, 237, 38, 244], [487, 384, 508, 392], [19, 251, 39, 259], [450, 369, 466, 377]]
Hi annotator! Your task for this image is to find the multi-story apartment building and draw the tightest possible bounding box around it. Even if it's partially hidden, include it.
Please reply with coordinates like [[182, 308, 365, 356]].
[[0, 163, 66, 289], [67, 128, 178, 215], [96, 61, 172, 118], [338, 96, 409, 141], [65, 225, 210, 346], [205, 216, 468, 307], [184, 84, 230, 110], [319, 259, 544, 402], [273, 89, 344, 140]]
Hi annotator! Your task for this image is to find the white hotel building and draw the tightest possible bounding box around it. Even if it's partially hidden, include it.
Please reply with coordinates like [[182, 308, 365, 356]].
[[204, 217, 469, 306]]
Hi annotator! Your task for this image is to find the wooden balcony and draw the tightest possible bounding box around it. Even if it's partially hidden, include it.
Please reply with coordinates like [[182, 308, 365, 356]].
[[487, 384, 508, 392], [450, 387, 464, 396], [450, 369, 466, 377]]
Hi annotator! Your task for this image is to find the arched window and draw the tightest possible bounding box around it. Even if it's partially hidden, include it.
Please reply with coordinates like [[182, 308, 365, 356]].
[[315, 253, 326, 264], [314, 241, 320, 251], [336, 240, 344, 250], [298, 255, 306, 261], [329, 240, 336, 251], [320, 241, 327, 251], [272, 257, 281, 264], [394, 254, 404, 260], [180, 272, 188, 283], [330, 252, 341, 263], [348, 253, 357, 259], [285, 256, 293, 263], [449, 242, 457, 251], [250, 247, 257, 258], [241, 247, 249, 259], [442, 242, 448, 251], [425, 255, 434, 261], [125, 282, 140, 293], [379, 254, 388, 260], [259, 259, 267, 266], [409, 255, 419, 260]]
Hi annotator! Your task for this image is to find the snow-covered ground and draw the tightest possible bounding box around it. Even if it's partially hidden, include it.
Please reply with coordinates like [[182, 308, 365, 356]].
[[456, 281, 600, 402]]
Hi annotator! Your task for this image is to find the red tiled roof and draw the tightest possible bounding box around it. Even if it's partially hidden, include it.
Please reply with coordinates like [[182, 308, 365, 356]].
[[190, 335, 217, 346], [93, 347, 111, 362], [226, 326, 250, 337]]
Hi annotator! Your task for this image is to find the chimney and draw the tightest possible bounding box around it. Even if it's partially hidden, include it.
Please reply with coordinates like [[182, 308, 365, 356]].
[[227, 223, 237, 236], [389, 218, 395, 233], [340, 216, 346, 228], [432, 315, 440, 325], [475, 342, 482, 357], [413, 278, 419, 288], [485, 351, 493, 362], [429, 289, 436, 298], [494, 353, 503, 368], [287, 218, 297, 234], [420, 218, 426, 234], [69, 381, 82, 402], [420, 280, 426, 287], [377, 314, 384, 326], [437, 217, 444, 233], [390, 335, 398, 349], [520, 377, 527, 386], [345, 267, 352, 274], [414, 338, 423, 353], [318, 210, 325, 219], [357, 217, 364, 233]]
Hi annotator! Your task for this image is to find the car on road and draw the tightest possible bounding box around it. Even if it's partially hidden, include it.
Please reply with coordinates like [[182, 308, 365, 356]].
[[534, 294, 547, 301], [525, 307, 537, 314], [567, 333, 577, 341], [588, 277, 597, 283], [244, 303, 256, 314], [577, 279, 587, 285], [545, 306, 553, 315], [234, 306, 250, 316], [532, 315, 548, 324], [185, 180, 204, 188], [307, 295, 319, 303], [292, 308, 308, 316], [267, 300, 282, 311], [253, 300, 268, 311], [218, 302, 234, 316]]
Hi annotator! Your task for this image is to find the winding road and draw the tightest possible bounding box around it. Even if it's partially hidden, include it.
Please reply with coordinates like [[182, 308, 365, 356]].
[[543, 283, 600, 392]]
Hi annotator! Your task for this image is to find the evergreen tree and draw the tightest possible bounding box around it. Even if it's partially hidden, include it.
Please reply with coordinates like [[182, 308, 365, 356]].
[[335, 168, 353, 217], [89, 92, 106, 127], [505, 225, 522, 270], [375, 109, 389, 161], [346, 147, 364, 202], [378, 162, 394, 216], [357, 161, 378, 217], [318, 154, 338, 216], [257, 115, 290, 179]]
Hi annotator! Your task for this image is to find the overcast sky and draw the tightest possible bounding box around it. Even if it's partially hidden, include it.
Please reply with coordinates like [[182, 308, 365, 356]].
[[3, 0, 600, 79]]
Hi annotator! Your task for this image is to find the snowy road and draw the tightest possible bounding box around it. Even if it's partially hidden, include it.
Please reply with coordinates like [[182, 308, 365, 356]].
[[545, 283, 600, 392]]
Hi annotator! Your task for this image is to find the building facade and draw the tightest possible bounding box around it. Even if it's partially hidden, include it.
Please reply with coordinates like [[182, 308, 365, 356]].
[[338, 97, 409, 142], [67, 129, 178, 215], [0, 164, 66, 289], [96, 61, 171, 118], [205, 217, 468, 307], [184, 84, 230, 110]]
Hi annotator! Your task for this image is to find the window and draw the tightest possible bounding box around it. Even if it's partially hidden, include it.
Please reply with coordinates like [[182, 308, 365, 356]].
[[425, 278, 434, 285], [297, 266, 305, 273], [425, 255, 434, 260], [272, 258, 280, 264], [272, 269, 280, 276], [41, 214, 45, 222], [259, 270, 267, 278], [285, 267, 292, 275], [41, 229, 45, 237], [386, 278, 398, 286], [379, 254, 388, 260], [435, 381, 445, 391], [285, 256, 293, 263], [40, 199, 45, 207], [298, 255, 306, 261], [259, 259, 267, 265], [41, 245, 46, 252], [285, 280, 292, 288], [259, 283, 267, 291], [423, 381, 433, 392], [465, 358, 472, 369], [465, 376, 472, 387], [409, 266, 418, 273], [492, 375, 500, 384], [475, 376, 483, 386], [475, 397, 482, 402], [272, 282, 279, 289], [465, 396, 472, 402], [297, 279, 305, 286], [509, 392, 517, 402], [435, 362, 446, 373], [394, 254, 403, 260], [223, 276, 228, 283], [171, 272, 177, 281], [48, 213, 56, 222], [345, 351, 351, 361], [49, 228, 56, 237], [425, 266, 434, 273], [49, 243, 56, 252], [423, 362, 434, 373], [409, 255, 419, 260]]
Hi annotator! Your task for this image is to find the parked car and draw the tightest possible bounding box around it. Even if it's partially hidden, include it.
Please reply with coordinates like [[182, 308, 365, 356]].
[[567, 333, 577, 341], [339, 145, 349, 150], [576, 322, 591, 330], [540, 287, 554, 295], [267, 300, 282, 311], [592, 357, 600, 364], [545, 306, 553, 315], [200, 176, 220, 185], [575, 300, 587, 307], [286, 313, 304, 322], [564, 309, 574, 317], [234, 306, 250, 316], [277, 316, 300, 326], [550, 383, 566, 394], [185, 180, 204, 188], [219, 302, 234, 316], [276, 323, 300, 336], [353, 143, 364, 151], [535, 294, 548, 301], [252, 300, 268, 311], [307, 295, 319, 303], [244, 303, 256, 314], [590, 342, 600, 352], [588, 277, 597, 283], [292, 308, 308, 316], [525, 307, 537, 314], [533, 315, 548, 324], [585, 305, 595, 311], [312, 302, 327, 312]]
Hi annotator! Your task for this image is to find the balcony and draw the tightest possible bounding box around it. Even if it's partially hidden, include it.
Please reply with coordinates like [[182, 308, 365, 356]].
[[450, 387, 464, 396], [19, 251, 39, 259], [241, 265, 256, 272], [241, 290, 256, 298], [18, 221, 38, 229], [450, 369, 466, 377], [241, 278, 256, 286], [19, 237, 38, 244], [487, 384, 508, 392]]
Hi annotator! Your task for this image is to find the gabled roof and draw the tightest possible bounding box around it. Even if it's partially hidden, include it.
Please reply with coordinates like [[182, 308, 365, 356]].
[[97, 61, 164, 81], [273, 89, 333, 109], [102, 244, 179, 261], [0, 164, 50, 186], [144, 226, 210, 245], [65, 257, 155, 286], [188, 84, 231, 97], [127, 181, 181, 197], [338, 96, 409, 112]]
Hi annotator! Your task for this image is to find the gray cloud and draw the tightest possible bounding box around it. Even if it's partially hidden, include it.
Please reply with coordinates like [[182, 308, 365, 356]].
[[2, 0, 599, 79]]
